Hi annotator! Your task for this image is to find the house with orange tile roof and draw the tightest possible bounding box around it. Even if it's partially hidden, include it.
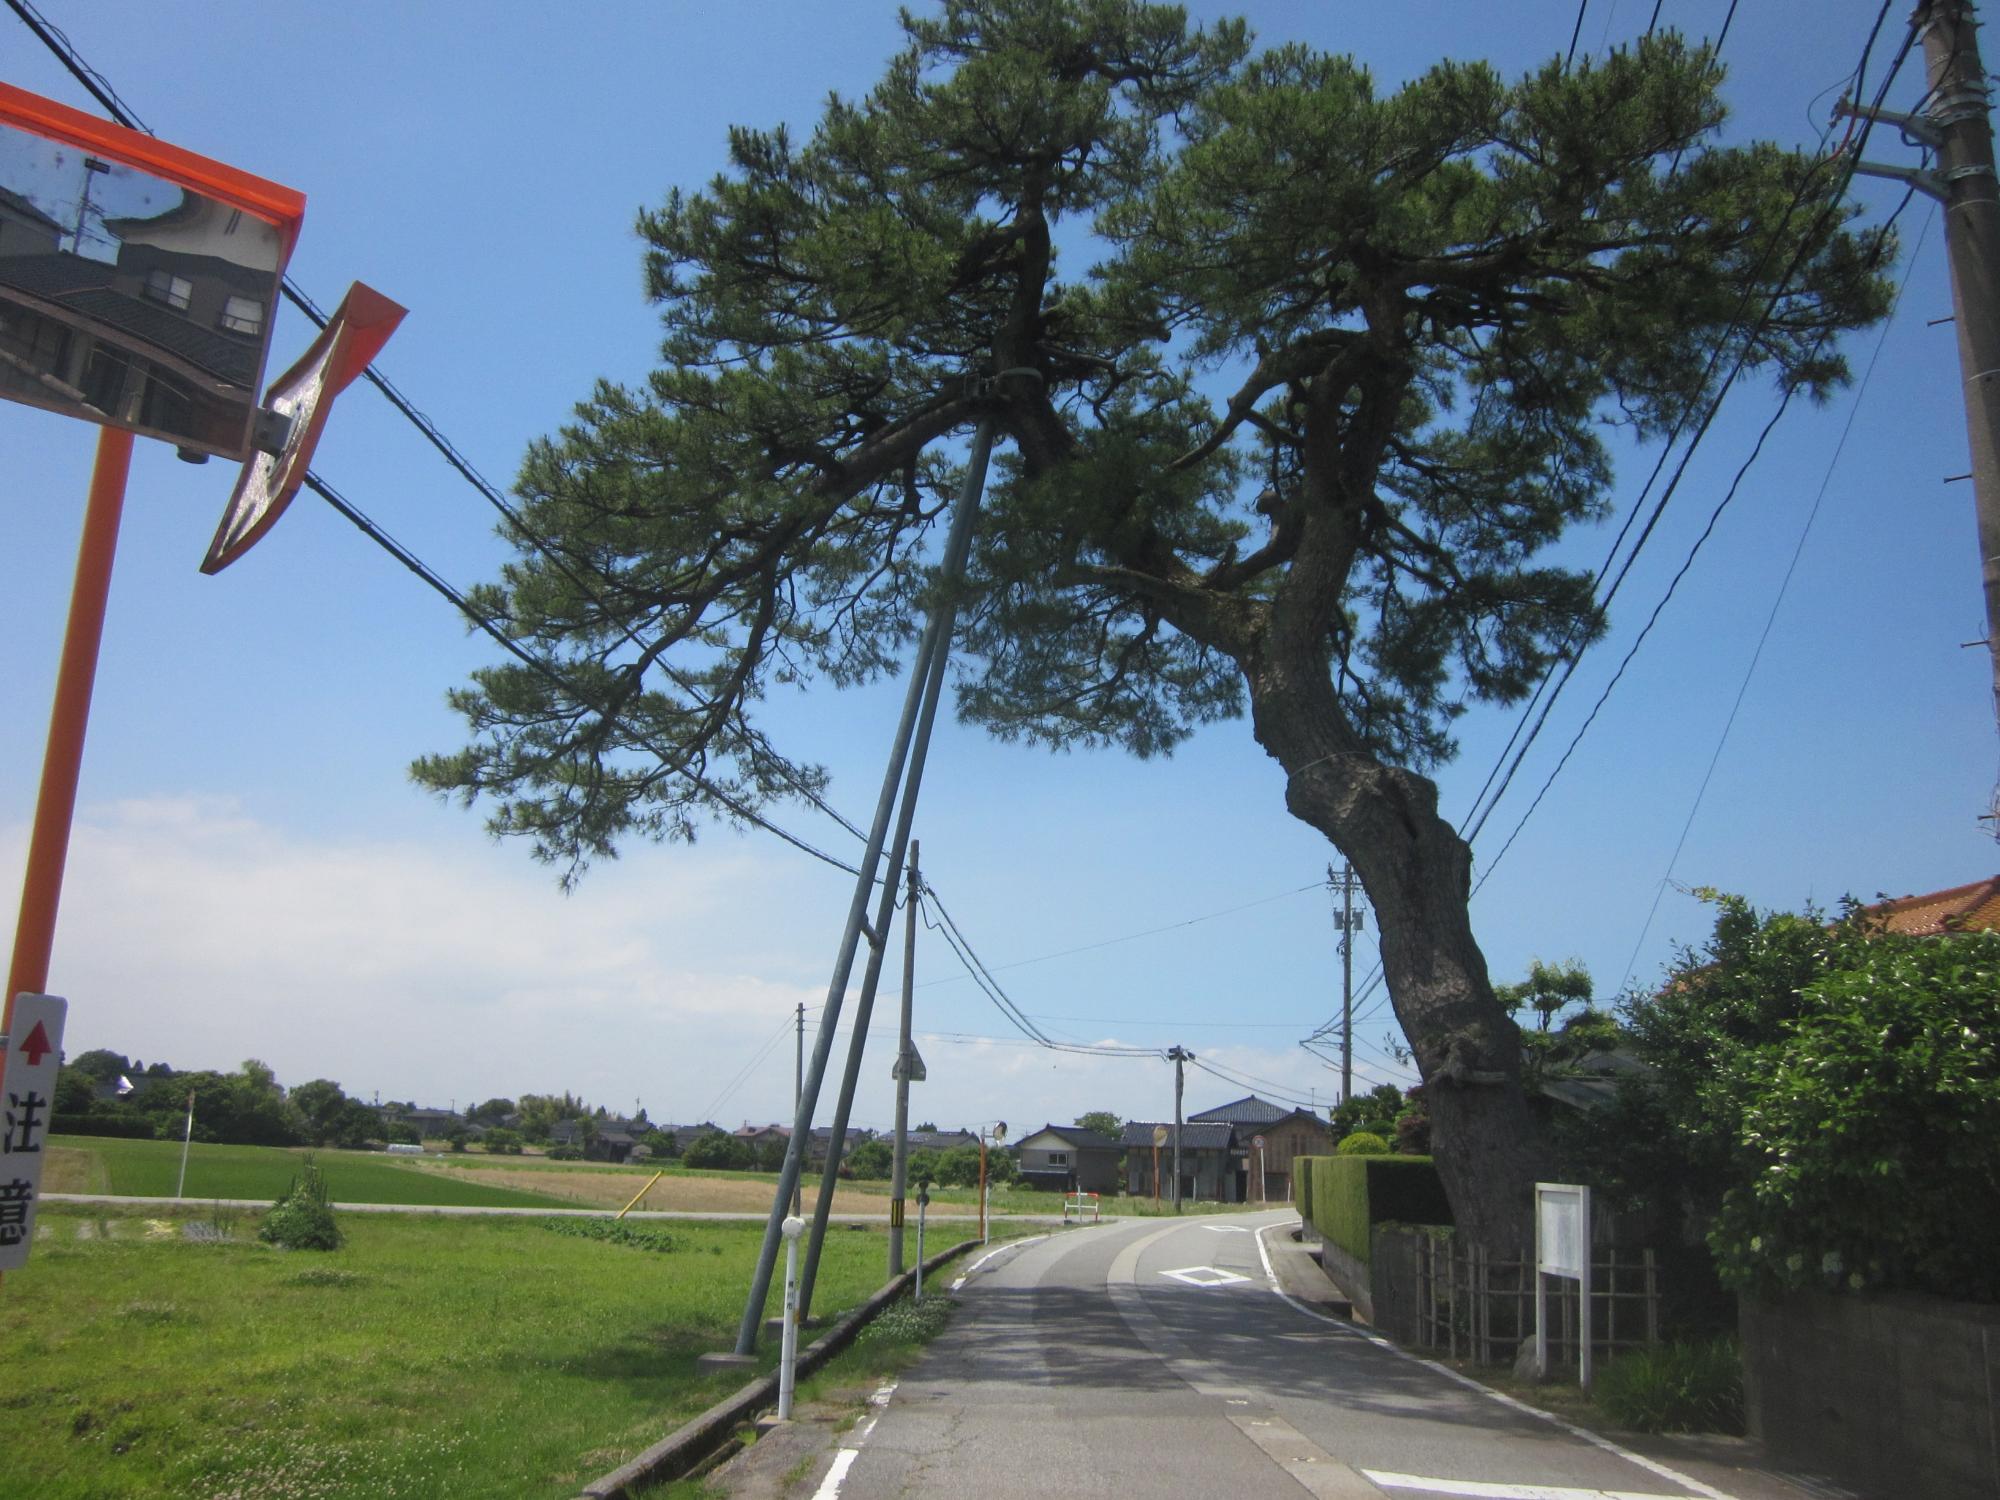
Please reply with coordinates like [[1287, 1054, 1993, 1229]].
[[1855, 875, 2000, 936]]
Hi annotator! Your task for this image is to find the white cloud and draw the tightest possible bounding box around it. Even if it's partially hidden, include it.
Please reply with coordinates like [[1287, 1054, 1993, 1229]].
[[4, 797, 1377, 1136], [4, 797, 820, 1112]]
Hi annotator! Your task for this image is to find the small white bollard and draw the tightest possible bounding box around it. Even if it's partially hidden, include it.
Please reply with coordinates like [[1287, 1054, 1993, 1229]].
[[778, 1214, 804, 1419]]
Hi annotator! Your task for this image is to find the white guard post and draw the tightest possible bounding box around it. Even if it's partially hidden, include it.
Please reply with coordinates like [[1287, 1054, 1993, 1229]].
[[778, 1214, 804, 1419], [1534, 1182, 1593, 1391]]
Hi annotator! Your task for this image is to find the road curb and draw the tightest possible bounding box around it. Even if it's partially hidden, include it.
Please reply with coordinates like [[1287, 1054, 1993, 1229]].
[[572, 1235, 983, 1500]]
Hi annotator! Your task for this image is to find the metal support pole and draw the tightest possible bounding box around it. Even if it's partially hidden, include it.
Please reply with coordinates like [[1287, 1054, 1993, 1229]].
[[889, 841, 919, 1278], [914, 1184, 929, 1303], [5, 427, 134, 1091], [757, 419, 997, 1343], [1919, 0, 2000, 751]]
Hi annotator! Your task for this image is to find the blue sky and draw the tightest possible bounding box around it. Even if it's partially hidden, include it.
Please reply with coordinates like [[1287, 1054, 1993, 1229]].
[[4, 1, 1992, 1140]]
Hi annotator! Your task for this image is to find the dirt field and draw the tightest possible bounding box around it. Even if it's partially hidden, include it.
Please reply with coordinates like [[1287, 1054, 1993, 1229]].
[[400, 1161, 897, 1213]]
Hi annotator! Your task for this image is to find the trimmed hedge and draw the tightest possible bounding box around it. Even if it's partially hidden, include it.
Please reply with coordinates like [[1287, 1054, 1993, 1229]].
[[51, 1111, 155, 1139], [1299, 1153, 1452, 1264]]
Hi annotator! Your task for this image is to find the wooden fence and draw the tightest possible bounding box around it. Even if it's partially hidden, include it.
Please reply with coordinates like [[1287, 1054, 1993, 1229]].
[[1413, 1235, 1659, 1365]]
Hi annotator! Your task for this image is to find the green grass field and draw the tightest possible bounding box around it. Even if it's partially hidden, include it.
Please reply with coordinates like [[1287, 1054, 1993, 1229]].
[[4, 1205, 950, 1499], [48, 1135, 572, 1209]]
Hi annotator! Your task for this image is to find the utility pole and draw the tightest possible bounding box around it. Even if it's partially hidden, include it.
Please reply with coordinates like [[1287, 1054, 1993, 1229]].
[[889, 841, 920, 1277], [1846, 1, 2000, 787], [792, 1002, 804, 1218], [1166, 1045, 1192, 1213], [1328, 863, 1366, 1104]]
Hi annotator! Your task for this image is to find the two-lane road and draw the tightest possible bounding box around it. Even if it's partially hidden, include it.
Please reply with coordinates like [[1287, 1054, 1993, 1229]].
[[820, 1211, 1829, 1500]]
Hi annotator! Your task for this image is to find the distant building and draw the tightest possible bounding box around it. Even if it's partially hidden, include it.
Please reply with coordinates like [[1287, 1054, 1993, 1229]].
[[1013, 1123, 1121, 1195]]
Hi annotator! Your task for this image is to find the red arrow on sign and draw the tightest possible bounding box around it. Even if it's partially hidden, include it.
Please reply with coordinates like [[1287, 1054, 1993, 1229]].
[[18, 1021, 52, 1067]]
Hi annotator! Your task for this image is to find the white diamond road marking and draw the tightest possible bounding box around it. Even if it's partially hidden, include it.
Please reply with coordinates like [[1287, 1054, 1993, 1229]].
[[1364, 1473, 1696, 1500], [1160, 1264, 1253, 1288], [1201, 1224, 1253, 1233]]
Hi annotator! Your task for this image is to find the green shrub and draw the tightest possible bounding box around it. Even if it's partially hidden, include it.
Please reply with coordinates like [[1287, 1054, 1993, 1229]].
[[1621, 893, 2000, 1301], [1593, 1339, 1744, 1435], [1336, 1131, 1389, 1156], [547, 1144, 584, 1161], [539, 1217, 679, 1253], [855, 1292, 953, 1345], [258, 1156, 342, 1251]]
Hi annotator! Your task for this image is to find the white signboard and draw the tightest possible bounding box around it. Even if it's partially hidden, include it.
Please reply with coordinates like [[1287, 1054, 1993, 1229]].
[[1537, 1181, 1588, 1278], [1, 993, 68, 1271], [1533, 1181, 1593, 1392]]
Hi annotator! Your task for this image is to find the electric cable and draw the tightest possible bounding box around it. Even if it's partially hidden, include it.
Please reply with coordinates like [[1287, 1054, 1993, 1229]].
[[1459, 1, 1912, 863], [918, 884, 1167, 1058], [1613, 193, 1932, 992], [4, 0, 867, 851], [1469, 13, 1918, 889], [1458, 0, 1882, 847], [1186, 1056, 1322, 1113], [304, 472, 870, 880], [911, 879, 1322, 990], [700, 1009, 799, 1121]]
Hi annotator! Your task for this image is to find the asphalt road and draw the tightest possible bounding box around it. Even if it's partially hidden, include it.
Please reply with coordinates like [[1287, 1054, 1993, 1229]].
[[813, 1210, 1838, 1500]]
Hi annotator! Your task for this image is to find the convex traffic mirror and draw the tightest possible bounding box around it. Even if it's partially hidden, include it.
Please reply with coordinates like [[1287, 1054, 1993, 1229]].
[[0, 82, 303, 460]]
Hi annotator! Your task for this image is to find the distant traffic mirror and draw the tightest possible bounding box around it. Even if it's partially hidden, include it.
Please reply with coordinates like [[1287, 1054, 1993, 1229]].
[[0, 83, 302, 460]]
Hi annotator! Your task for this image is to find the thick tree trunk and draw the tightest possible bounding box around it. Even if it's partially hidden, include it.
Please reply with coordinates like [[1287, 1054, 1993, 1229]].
[[1244, 653, 1549, 1257]]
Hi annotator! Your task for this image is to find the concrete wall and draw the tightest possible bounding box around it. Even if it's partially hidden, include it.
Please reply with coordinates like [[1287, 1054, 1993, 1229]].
[[1740, 1288, 2000, 1500], [1369, 1224, 1427, 1346], [1318, 1235, 1373, 1325]]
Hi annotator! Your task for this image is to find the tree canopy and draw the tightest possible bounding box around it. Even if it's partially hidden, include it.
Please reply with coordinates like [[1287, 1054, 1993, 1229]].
[[416, 0, 1891, 1248]]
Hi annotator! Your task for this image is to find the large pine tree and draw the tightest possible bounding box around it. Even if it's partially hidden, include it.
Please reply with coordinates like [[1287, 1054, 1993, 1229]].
[[416, 1, 1890, 1250]]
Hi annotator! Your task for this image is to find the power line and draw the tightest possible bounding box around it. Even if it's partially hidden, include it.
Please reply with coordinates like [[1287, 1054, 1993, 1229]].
[[700, 1009, 799, 1121], [1458, 3, 1875, 849], [918, 884, 1165, 1059], [4, 0, 866, 852], [1185, 1056, 1322, 1113], [912, 880, 1322, 990], [1461, 2, 1915, 871], [304, 473, 870, 881], [1615, 194, 1933, 991]]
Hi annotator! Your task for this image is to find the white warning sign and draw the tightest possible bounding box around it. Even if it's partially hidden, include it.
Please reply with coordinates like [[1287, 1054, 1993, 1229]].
[[1, 993, 68, 1271]]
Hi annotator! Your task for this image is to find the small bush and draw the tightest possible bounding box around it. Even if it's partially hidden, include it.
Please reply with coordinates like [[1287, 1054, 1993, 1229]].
[[258, 1156, 342, 1252], [1337, 1131, 1389, 1156], [1593, 1339, 1744, 1435], [855, 1292, 953, 1346], [287, 1267, 363, 1288], [540, 1217, 679, 1253], [547, 1144, 584, 1161]]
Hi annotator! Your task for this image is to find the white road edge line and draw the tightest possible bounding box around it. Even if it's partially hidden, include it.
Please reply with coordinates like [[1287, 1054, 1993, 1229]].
[[950, 1233, 1049, 1291], [1365, 1474, 1694, 1500], [809, 1378, 899, 1500], [1252, 1223, 1739, 1500]]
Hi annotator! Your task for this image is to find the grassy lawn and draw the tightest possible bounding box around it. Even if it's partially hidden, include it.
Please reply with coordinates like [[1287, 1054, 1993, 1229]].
[[45, 1136, 572, 1209], [3, 1205, 944, 1499]]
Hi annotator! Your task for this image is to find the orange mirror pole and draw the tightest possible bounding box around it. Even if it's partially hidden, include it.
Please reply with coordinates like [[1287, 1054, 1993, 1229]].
[[4, 424, 134, 1058]]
